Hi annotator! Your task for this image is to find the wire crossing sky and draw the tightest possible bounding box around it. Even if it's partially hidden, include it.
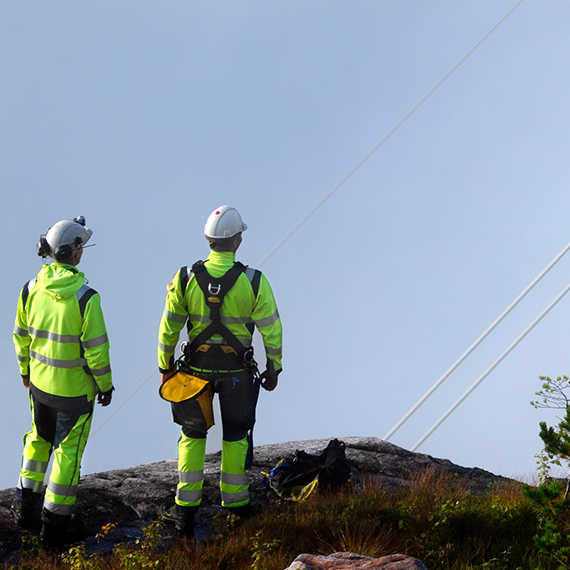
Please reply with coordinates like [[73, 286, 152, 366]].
[[257, 0, 527, 269], [2, 1, 569, 490], [412, 278, 570, 450], [90, 0, 529, 441], [384, 237, 570, 442]]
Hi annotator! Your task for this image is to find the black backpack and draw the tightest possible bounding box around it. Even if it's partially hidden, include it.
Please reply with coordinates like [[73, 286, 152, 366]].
[[262, 439, 351, 501]]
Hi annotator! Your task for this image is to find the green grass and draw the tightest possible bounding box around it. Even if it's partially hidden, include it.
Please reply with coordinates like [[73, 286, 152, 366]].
[[4, 468, 555, 570]]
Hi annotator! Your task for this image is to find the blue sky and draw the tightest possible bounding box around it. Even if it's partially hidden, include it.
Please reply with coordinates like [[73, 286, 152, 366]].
[[2, 1, 570, 490]]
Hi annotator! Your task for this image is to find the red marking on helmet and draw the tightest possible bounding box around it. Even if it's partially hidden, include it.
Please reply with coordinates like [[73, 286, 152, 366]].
[[216, 211, 220, 215]]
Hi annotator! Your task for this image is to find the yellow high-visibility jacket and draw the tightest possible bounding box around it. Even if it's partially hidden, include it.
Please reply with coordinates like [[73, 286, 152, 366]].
[[158, 250, 282, 374], [13, 263, 112, 407]]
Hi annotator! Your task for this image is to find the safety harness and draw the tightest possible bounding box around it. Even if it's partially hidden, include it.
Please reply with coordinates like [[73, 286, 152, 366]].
[[181, 260, 256, 368]]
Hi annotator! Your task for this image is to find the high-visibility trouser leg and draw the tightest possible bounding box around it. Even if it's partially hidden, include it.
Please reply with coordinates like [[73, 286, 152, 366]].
[[43, 409, 93, 519], [19, 419, 50, 495], [176, 433, 206, 508], [220, 437, 249, 508]]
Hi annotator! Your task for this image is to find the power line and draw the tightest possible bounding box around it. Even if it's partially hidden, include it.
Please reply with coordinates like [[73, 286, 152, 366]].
[[412, 278, 570, 451], [257, 0, 527, 268], [91, 0, 528, 436], [91, 368, 157, 436], [384, 238, 570, 442]]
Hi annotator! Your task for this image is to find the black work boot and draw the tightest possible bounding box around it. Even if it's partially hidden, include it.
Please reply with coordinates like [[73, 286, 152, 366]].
[[224, 502, 261, 521], [159, 503, 197, 536], [11, 488, 42, 529], [39, 510, 83, 549]]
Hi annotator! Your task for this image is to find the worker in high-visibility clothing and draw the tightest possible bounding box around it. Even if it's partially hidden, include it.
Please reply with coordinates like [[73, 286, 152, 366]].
[[11, 216, 114, 547], [157, 205, 282, 534]]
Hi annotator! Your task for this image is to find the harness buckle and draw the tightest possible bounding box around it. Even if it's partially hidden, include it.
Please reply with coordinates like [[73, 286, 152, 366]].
[[243, 346, 255, 365], [208, 283, 221, 295]]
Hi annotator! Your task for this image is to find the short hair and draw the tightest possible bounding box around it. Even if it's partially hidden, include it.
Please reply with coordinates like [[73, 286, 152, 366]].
[[207, 236, 234, 252]]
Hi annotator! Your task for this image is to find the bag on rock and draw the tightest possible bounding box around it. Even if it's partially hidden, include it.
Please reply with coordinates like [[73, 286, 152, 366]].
[[262, 439, 351, 501]]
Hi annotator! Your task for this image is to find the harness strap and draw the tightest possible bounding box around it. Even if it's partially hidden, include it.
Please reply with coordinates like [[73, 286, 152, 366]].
[[185, 261, 247, 358]]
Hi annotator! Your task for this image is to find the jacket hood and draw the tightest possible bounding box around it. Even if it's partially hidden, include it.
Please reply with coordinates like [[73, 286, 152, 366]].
[[37, 263, 86, 301]]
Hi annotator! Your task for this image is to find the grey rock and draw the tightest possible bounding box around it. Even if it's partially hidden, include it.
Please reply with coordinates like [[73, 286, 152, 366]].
[[0, 437, 512, 563], [285, 552, 428, 570]]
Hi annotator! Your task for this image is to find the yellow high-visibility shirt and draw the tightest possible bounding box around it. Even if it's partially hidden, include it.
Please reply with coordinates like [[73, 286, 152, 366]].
[[158, 250, 282, 374]]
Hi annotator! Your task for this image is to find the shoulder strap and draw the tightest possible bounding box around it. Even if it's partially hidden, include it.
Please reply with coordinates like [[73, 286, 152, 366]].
[[179, 265, 192, 297], [76, 283, 98, 318], [21, 279, 36, 310]]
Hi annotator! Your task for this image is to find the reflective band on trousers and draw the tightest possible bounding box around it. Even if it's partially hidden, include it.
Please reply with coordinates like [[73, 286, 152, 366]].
[[221, 488, 249, 505], [22, 458, 48, 474], [30, 350, 87, 369], [47, 480, 78, 497], [220, 471, 248, 486], [176, 488, 202, 503], [20, 477, 44, 493], [43, 499, 74, 516], [179, 470, 204, 484]]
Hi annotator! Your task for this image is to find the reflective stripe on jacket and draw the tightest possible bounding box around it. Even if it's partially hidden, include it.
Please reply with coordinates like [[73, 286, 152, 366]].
[[13, 263, 112, 403], [158, 250, 283, 373]]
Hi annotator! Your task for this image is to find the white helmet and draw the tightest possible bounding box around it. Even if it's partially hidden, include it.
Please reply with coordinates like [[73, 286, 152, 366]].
[[37, 216, 93, 260], [204, 205, 247, 239]]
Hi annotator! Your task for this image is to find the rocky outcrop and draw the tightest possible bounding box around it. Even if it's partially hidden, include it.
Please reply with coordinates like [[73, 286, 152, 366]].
[[285, 552, 428, 570], [0, 437, 512, 563]]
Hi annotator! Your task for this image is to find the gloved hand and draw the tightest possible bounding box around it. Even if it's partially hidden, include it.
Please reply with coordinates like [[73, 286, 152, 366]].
[[260, 370, 278, 392], [161, 370, 176, 385], [21, 375, 30, 388], [97, 387, 114, 407]]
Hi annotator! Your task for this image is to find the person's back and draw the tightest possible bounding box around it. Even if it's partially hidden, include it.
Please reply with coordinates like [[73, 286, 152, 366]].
[[160, 248, 281, 375], [11, 216, 114, 547], [22, 262, 110, 403], [158, 205, 282, 534]]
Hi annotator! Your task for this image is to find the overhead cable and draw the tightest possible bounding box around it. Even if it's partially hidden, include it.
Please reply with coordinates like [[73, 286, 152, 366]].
[[384, 238, 570, 442], [412, 279, 570, 451], [91, 0, 527, 437], [257, 0, 527, 268], [91, 368, 157, 436]]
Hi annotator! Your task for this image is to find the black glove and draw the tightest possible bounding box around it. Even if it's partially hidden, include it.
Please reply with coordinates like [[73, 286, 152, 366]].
[[260, 370, 278, 392], [97, 387, 114, 407]]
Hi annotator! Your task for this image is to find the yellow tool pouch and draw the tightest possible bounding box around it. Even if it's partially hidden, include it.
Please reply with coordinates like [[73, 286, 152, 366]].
[[159, 371, 214, 430]]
